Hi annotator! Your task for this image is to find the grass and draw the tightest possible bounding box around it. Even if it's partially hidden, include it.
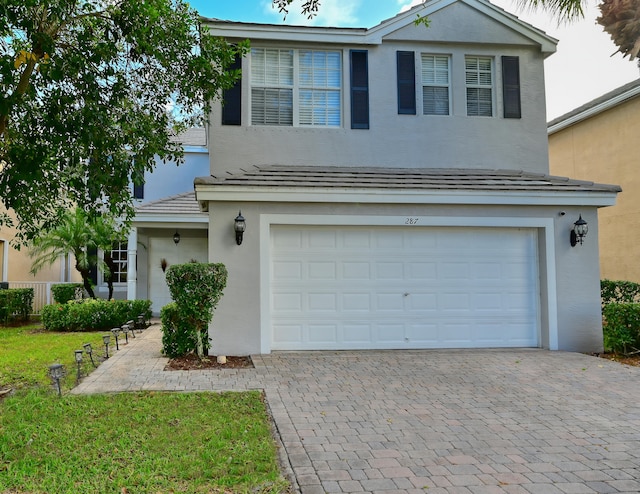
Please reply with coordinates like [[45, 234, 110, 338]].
[[0, 324, 291, 493], [0, 324, 107, 390]]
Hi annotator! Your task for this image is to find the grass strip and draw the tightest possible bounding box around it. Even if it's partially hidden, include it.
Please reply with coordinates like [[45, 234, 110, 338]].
[[0, 389, 289, 493]]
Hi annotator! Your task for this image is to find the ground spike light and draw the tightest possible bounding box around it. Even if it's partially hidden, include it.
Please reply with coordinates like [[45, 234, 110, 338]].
[[48, 363, 64, 396], [121, 324, 129, 344], [111, 327, 121, 351], [102, 333, 111, 359], [74, 350, 83, 381], [83, 342, 96, 368]]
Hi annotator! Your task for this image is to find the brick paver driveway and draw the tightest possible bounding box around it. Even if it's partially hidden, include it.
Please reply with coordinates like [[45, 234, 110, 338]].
[[74, 326, 640, 493]]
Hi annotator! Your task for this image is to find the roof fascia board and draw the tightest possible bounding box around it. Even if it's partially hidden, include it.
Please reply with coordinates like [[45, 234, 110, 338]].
[[206, 21, 374, 45], [195, 186, 618, 207], [548, 85, 640, 134]]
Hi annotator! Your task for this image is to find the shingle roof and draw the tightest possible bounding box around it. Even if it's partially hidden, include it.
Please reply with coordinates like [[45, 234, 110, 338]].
[[135, 192, 204, 215], [194, 166, 621, 193]]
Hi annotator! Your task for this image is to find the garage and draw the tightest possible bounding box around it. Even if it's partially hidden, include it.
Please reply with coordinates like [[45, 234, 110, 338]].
[[270, 225, 540, 350]]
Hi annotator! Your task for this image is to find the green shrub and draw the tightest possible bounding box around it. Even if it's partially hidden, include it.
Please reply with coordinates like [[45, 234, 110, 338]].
[[0, 288, 34, 323], [602, 303, 640, 354], [41, 298, 152, 331], [601, 280, 640, 308], [51, 283, 85, 304], [160, 302, 198, 358], [162, 262, 227, 358]]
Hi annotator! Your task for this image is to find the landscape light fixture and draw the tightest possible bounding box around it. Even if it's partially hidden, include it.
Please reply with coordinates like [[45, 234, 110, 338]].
[[83, 342, 96, 368], [102, 334, 111, 358], [111, 328, 121, 351], [127, 320, 136, 338], [173, 231, 181, 244], [121, 324, 130, 344], [570, 215, 588, 247], [74, 350, 83, 381], [48, 363, 64, 396], [234, 211, 246, 245]]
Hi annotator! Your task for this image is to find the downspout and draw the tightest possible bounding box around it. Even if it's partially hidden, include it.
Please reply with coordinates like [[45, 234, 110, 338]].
[[1, 239, 7, 282], [126, 227, 137, 300]]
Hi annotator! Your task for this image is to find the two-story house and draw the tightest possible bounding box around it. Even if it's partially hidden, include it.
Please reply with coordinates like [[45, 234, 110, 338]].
[[128, 0, 620, 355]]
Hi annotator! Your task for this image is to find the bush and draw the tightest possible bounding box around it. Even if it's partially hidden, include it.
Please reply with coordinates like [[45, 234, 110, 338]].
[[601, 280, 640, 308], [51, 283, 85, 304], [0, 288, 34, 323], [42, 298, 152, 331], [161, 262, 227, 358], [602, 303, 640, 354]]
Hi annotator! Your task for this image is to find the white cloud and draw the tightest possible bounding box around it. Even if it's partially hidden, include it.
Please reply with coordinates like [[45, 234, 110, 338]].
[[398, 0, 426, 13], [262, 0, 361, 26]]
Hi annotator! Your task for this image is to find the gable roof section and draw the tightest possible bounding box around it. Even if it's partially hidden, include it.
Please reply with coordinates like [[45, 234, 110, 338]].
[[195, 166, 620, 208], [548, 78, 640, 134], [204, 0, 556, 54]]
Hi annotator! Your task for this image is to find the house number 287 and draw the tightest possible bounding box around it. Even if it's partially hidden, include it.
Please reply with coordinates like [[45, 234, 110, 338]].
[[405, 218, 419, 225]]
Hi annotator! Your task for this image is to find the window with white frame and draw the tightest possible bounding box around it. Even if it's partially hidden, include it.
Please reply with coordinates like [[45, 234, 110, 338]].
[[251, 47, 342, 127], [465, 56, 493, 117], [421, 54, 450, 115], [106, 241, 127, 283]]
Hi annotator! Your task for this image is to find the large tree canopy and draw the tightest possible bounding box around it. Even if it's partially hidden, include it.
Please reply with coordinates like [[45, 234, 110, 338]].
[[0, 0, 246, 243]]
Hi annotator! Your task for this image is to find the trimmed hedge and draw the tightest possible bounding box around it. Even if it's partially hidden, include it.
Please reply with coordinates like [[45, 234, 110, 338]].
[[161, 262, 227, 358], [41, 298, 152, 332], [602, 303, 640, 354], [601, 279, 640, 308], [51, 283, 85, 304], [0, 288, 34, 323]]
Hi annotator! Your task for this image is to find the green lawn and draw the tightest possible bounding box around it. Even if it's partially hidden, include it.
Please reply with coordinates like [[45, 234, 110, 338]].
[[0, 324, 290, 493]]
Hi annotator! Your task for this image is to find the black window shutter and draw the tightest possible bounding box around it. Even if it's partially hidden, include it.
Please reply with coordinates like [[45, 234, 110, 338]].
[[350, 50, 369, 129], [397, 51, 416, 115], [133, 182, 144, 200], [222, 53, 242, 125], [502, 56, 521, 119]]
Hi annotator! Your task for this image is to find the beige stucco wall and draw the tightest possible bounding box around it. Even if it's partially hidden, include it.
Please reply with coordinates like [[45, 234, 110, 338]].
[[549, 98, 640, 282], [0, 206, 80, 283]]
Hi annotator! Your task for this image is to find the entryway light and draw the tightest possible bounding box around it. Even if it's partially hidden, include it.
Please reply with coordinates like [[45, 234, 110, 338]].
[[570, 215, 588, 247], [173, 231, 181, 245], [234, 211, 246, 245]]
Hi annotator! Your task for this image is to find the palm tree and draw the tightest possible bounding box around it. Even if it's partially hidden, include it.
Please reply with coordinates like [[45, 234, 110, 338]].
[[29, 208, 121, 299]]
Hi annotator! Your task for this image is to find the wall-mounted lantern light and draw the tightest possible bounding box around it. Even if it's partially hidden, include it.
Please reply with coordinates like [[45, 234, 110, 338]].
[[570, 215, 588, 247], [234, 211, 246, 245], [173, 231, 181, 245]]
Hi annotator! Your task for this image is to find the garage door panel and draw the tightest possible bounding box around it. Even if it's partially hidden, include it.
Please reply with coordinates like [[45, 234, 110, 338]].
[[271, 225, 539, 350]]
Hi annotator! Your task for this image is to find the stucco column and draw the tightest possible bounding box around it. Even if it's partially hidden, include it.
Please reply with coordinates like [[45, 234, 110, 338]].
[[126, 227, 137, 300]]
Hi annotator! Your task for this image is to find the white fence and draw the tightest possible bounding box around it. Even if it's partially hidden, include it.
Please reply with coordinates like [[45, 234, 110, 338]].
[[5, 281, 78, 315]]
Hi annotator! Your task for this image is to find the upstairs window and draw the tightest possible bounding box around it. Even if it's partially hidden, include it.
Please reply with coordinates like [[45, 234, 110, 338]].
[[250, 48, 342, 127], [465, 56, 493, 117], [421, 54, 450, 115]]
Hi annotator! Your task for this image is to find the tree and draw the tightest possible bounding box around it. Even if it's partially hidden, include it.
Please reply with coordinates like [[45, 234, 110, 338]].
[[29, 207, 121, 299], [0, 0, 246, 244], [273, 0, 640, 59]]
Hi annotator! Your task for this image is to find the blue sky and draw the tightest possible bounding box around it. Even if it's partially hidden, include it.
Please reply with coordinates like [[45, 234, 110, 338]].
[[188, 0, 640, 120]]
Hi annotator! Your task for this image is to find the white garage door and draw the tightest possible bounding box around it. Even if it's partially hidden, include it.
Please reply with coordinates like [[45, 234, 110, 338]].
[[270, 225, 539, 350]]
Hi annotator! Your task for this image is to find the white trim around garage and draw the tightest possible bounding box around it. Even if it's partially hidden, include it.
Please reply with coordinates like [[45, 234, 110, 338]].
[[259, 214, 558, 353]]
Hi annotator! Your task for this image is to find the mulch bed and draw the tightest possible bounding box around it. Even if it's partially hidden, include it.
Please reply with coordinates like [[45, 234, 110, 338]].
[[164, 354, 253, 371]]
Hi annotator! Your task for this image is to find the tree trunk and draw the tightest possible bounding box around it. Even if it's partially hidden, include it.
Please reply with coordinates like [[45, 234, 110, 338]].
[[76, 263, 96, 299]]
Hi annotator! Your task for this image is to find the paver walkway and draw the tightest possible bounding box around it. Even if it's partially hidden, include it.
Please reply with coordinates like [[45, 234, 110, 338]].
[[73, 323, 640, 493]]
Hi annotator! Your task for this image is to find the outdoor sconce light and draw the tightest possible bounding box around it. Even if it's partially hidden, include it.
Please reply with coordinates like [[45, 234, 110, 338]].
[[570, 215, 588, 247], [74, 350, 83, 381], [111, 328, 121, 351], [102, 333, 111, 358], [83, 343, 96, 368], [234, 211, 246, 245], [48, 363, 64, 396], [173, 231, 181, 245]]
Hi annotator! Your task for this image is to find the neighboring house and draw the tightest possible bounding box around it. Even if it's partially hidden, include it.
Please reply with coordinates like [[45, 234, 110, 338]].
[[548, 79, 640, 282], [129, 0, 620, 354]]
